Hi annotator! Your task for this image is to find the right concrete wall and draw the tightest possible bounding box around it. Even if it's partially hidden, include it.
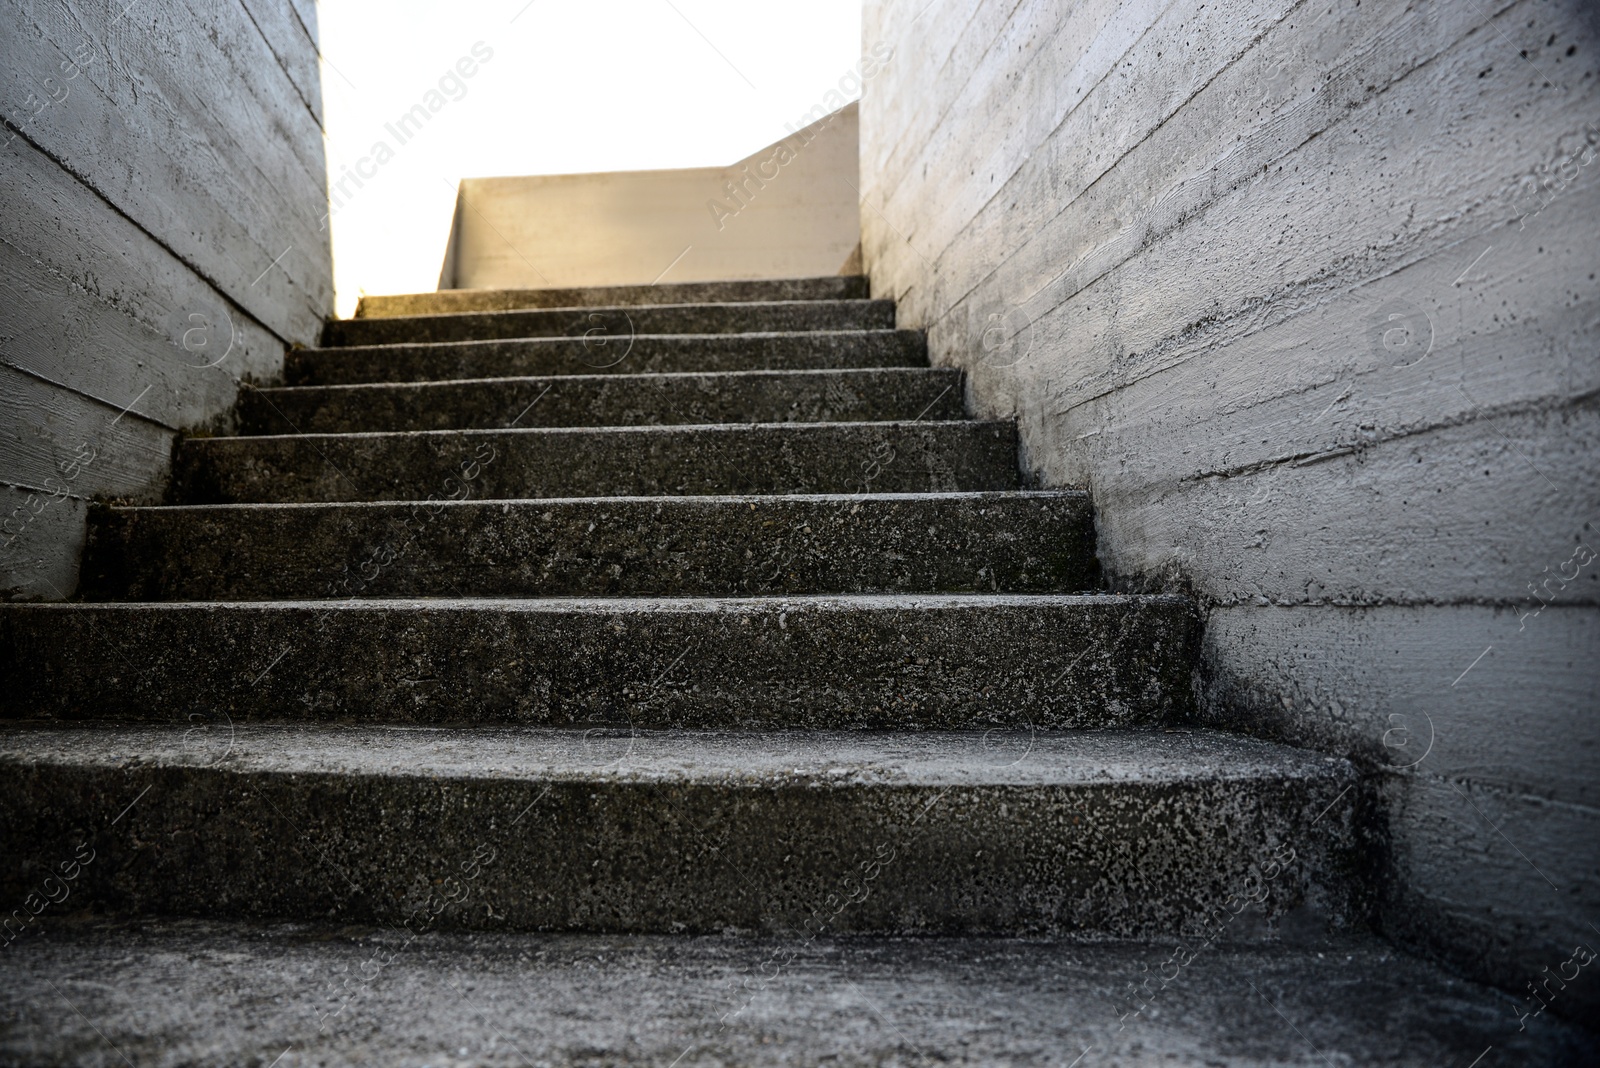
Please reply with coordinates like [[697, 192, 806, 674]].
[[862, 0, 1598, 1016]]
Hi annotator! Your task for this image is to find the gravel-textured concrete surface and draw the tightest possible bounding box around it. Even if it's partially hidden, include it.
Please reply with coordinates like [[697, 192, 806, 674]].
[[323, 300, 897, 346], [238, 368, 964, 434], [80, 491, 1099, 600], [0, 594, 1194, 728], [0, 726, 1361, 936], [170, 421, 1020, 503], [355, 275, 869, 317], [6, 920, 1587, 1067], [288, 330, 929, 386]]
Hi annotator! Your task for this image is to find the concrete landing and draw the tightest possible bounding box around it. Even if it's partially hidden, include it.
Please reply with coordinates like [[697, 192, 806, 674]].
[[1, 918, 1589, 1066]]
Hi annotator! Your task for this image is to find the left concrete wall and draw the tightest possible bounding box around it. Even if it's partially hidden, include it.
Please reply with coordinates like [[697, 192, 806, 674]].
[[1, 0, 333, 599]]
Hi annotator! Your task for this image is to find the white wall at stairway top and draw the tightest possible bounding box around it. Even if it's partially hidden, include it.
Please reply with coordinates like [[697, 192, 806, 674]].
[[319, 0, 865, 316]]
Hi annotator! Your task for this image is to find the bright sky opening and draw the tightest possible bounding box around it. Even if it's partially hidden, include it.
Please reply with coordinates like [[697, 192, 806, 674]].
[[318, 0, 865, 316]]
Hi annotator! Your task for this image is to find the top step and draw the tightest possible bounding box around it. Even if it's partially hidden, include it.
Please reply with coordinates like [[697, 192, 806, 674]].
[[355, 276, 869, 319], [323, 299, 896, 347]]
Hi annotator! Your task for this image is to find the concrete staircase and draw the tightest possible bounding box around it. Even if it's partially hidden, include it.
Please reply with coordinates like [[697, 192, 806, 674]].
[[4, 278, 1584, 1065]]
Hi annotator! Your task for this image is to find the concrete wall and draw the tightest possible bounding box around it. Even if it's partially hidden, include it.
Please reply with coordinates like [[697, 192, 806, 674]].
[[861, 0, 1599, 1018], [440, 104, 862, 291], [1, 0, 333, 600]]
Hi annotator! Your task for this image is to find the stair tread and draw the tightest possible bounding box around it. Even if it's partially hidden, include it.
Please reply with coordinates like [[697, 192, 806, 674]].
[[355, 275, 868, 317], [170, 420, 1021, 503], [323, 301, 896, 347], [102, 487, 1089, 512], [0, 723, 1347, 785], [204, 417, 999, 441], [251, 366, 955, 393], [3, 919, 1585, 1067], [23, 590, 1176, 611], [289, 329, 928, 384], [239, 370, 968, 432]]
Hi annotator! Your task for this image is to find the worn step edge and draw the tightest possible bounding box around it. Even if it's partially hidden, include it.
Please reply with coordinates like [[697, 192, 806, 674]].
[[354, 275, 869, 318], [323, 300, 898, 347], [0, 593, 1198, 729], [238, 367, 964, 435], [80, 489, 1099, 600], [0, 724, 1365, 938], [170, 421, 1021, 504]]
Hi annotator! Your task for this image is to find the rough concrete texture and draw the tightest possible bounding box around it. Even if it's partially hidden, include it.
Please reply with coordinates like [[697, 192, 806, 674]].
[[322, 300, 897, 347], [0, 594, 1196, 729], [79, 491, 1100, 600], [238, 368, 964, 434], [170, 421, 1021, 503], [356, 275, 869, 318], [0, 725, 1362, 937], [859, 0, 1599, 1001], [288, 330, 929, 386], [1, 1, 332, 600], [13, 920, 1585, 1068]]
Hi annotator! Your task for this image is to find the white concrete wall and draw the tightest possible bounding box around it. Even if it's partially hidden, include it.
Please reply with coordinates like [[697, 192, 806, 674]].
[[440, 103, 862, 290], [1, 0, 333, 599], [862, 0, 1599, 1015]]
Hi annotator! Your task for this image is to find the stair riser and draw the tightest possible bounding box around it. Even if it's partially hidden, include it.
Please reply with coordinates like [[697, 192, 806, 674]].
[[0, 763, 1359, 937], [81, 493, 1099, 601], [0, 598, 1197, 729], [238, 369, 964, 435], [323, 301, 897, 347], [355, 276, 869, 317], [288, 332, 929, 386], [171, 423, 1020, 504]]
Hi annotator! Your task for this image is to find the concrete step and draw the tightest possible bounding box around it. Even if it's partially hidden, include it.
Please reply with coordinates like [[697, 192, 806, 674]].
[[355, 274, 869, 318], [0, 594, 1196, 728], [288, 330, 928, 386], [80, 491, 1099, 601], [4, 920, 1588, 1068], [170, 421, 1019, 504], [322, 300, 897, 347], [237, 368, 964, 435], [0, 724, 1362, 938]]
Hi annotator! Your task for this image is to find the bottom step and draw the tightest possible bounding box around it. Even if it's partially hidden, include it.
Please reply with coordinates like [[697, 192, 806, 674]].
[[2, 918, 1589, 1066], [0, 725, 1360, 937]]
